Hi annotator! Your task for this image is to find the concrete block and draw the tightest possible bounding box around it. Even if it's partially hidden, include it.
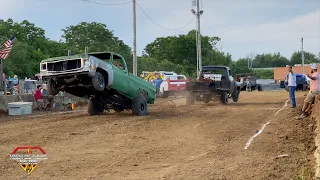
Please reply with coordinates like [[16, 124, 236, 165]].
[[8, 102, 33, 115]]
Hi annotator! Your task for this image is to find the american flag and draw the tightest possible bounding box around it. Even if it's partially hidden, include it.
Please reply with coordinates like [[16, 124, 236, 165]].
[[0, 35, 16, 59]]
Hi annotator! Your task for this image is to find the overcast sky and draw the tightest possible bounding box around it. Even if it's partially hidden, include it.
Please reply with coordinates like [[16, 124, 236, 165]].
[[1, 0, 320, 60]]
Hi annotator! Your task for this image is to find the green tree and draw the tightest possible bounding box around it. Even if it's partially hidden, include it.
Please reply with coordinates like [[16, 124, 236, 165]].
[[229, 58, 251, 76], [0, 19, 55, 77], [61, 22, 132, 71], [252, 53, 290, 68], [143, 30, 230, 77], [253, 70, 274, 79], [290, 51, 319, 65]]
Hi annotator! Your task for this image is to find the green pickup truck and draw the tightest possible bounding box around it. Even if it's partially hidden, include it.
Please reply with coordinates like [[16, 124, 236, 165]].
[[39, 51, 156, 116]]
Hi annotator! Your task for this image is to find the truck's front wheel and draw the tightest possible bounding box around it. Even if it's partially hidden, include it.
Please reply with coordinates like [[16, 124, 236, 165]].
[[232, 89, 239, 102], [131, 95, 148, 116], [92, 72, 106, 91]]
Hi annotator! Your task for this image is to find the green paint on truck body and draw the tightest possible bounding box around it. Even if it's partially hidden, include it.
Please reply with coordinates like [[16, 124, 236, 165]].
[[40, 51, 156, 104]]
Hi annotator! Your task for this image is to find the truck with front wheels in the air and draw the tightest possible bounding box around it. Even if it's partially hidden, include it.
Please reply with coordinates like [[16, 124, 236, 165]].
[[39, 51, 156, 116]]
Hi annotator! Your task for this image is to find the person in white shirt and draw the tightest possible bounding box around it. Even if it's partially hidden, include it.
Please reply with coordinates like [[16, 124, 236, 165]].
[[285, 66, 297, 108]]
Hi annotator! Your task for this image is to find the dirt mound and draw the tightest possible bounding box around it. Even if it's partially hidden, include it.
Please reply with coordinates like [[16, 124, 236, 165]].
[[259, 97, 315, 179]]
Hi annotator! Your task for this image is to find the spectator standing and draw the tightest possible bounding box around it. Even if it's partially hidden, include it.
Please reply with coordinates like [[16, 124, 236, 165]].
[[297, 64, 320, 119], [285, 66, 297, 108], [153, 75, 163, 96]]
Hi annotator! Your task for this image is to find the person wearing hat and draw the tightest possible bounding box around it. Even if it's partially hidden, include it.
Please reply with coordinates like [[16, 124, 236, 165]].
[[285, 65, 297, 108], [297, 64, 320, 119]]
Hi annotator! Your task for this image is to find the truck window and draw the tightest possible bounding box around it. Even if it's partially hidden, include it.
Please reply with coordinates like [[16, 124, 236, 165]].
[[113, 54, 125, 70]]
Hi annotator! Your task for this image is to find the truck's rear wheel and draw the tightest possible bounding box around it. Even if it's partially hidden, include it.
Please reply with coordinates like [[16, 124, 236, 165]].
[[131, 95, 148, 116], [186, 91, 195, 105], [220, 92, 228, 104], [232, 89, 239, 102], [88, 99, 104, 116], [92, 71, 106, 91], [47, 79, 60, 96]]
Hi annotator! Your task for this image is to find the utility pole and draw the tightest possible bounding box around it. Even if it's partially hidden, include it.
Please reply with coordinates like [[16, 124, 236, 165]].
[[195, 18, 199, 76], [191, 0, 203, 77], [132, 0, 137, 75], [0, 59, 3, 93], [301, 37, 305, 74], [196, 0, 202, 72]]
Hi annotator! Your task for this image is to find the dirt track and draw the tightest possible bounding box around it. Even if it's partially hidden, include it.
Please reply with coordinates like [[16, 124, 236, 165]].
[[0, 91, 316, 180]]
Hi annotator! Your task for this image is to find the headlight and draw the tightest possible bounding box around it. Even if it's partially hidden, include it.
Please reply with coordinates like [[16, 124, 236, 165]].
[[40, 63, 47, 70], [84, 59, 90, 66]]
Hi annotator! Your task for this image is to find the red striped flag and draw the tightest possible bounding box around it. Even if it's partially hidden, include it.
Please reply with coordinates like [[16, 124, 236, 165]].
[[0, 35, 16, 59]]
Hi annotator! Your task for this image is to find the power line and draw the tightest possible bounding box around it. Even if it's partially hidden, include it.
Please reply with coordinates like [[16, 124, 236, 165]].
[[80, 0, 195, 30], [135, 2, 195, 31], [81, 0, 131, 5]]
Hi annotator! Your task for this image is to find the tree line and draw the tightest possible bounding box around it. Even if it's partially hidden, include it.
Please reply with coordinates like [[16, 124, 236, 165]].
[[1, 18, 319, 79]]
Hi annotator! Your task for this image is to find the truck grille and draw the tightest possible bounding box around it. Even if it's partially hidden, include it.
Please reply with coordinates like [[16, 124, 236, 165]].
[[47, 59, 81, 71]]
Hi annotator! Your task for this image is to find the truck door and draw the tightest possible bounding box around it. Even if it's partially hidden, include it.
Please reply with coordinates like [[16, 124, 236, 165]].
[[111, 54, 130, 95]]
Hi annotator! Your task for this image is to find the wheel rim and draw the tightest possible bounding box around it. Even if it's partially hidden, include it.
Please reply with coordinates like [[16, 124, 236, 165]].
[[140, 103, 145, 111], [98, 76, 105, 88]]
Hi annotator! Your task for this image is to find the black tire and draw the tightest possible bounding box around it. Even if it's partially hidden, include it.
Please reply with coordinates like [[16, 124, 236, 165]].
[[88, 99, 104, 116], [232, 89, 239, 102], [131, 95, 148, 116], [47, 79, 60, 96], [186, 91, 195, 105], [220, 92, 228, 104], [258, 85, 262, 91], [92, 71, 106, 91]]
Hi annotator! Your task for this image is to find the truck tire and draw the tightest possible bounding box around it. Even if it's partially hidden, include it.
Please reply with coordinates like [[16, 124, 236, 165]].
[[131, 95, 148, 116], [92, 71, 106, 91], [232, 89, 239, 102], [88, 99, 104, 116], [258, 85, 262, 91], [47, 79, 60, 96], [220, 92, 228, 104], [186, 91, 195, 105]]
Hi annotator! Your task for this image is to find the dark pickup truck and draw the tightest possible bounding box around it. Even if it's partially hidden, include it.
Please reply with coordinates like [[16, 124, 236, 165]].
[[185, 66, 240, 105]]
